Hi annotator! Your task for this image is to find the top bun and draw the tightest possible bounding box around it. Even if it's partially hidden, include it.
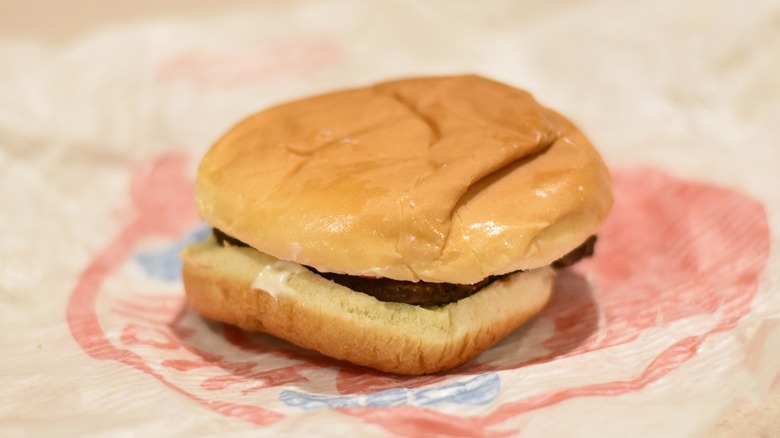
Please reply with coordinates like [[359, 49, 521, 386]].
[[196, 75, 612, 283]]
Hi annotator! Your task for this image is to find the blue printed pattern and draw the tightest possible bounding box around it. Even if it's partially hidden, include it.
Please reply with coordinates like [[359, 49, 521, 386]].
[[133, 226, 210, 281], [280, 372, 500, 409]]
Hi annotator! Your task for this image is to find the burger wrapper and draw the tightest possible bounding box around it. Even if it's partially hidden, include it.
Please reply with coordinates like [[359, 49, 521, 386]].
[[2, 1, 779, 436]]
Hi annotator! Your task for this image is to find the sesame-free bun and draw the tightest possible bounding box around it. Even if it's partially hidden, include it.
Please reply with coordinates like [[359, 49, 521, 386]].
[[181, 234, 554, 375], [196, 75, 612, 283]]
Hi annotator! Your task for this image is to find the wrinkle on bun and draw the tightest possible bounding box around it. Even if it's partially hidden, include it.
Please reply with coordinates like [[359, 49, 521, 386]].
[[197, 75, 612, 283]]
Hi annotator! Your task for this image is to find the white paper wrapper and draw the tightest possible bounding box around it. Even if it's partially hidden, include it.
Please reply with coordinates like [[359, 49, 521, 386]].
[[2, 1, 779, 436]]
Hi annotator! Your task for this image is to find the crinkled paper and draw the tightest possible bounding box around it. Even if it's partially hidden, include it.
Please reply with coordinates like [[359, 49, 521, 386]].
[[2, 1, 779, 436]]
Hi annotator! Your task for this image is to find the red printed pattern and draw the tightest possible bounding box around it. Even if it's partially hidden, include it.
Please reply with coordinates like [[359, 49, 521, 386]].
[[67, 155, 770, 436], [157, 39, 345, 89]]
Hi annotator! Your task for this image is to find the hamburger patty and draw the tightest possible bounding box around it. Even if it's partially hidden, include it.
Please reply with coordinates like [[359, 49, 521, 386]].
[[212, 228, 596, 306]]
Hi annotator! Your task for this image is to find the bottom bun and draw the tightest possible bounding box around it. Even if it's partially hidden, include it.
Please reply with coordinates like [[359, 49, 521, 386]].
[[181, 235, 554, 375]]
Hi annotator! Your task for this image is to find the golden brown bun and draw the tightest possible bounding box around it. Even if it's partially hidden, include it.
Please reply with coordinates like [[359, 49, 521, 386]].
[[196, 75, 612, 283], [182, 235, 554, 375]]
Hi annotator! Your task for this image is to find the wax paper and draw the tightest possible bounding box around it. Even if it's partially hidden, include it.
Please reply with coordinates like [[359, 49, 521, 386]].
[[1, 1, 779, 436]]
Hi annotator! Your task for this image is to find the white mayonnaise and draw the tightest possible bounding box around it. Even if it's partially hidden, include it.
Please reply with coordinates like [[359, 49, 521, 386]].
[[251, 260, 308, 298]]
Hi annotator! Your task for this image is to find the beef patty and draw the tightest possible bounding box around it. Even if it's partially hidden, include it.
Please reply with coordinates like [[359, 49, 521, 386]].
[[213, 228, 596, 307]]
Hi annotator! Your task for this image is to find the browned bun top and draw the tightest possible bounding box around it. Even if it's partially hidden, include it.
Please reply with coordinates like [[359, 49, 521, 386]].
[[197, 75, 612, 283]]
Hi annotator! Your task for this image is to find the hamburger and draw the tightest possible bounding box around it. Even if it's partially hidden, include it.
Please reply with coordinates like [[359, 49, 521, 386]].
[[181, 75, 612, 375]]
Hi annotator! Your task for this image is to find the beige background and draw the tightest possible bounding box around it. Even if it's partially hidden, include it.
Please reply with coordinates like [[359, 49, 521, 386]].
[[1, 1, 778, 436]]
